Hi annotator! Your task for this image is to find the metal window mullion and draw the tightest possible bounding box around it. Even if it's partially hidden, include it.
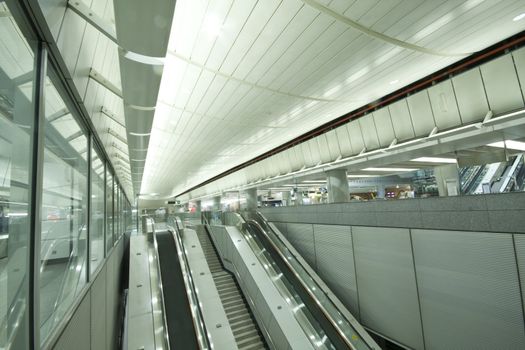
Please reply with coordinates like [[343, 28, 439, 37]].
[[86, 134, 92, 281], [29, 42, 47, 350], [103, 161, 107, 258]]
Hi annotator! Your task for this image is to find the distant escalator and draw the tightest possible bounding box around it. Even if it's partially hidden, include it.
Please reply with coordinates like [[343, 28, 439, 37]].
[[155, 230, 200, 349]]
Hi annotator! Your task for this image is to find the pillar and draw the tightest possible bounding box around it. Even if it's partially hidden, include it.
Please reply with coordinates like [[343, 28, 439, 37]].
[[245, 188, 257, 211], [376, 187, 385, 199], [213, 196, 221, 211], [434, 164, 460, 196], [281, 191, 291, 206], [195, 200, 201, 212], [326, 169, 349, 203]]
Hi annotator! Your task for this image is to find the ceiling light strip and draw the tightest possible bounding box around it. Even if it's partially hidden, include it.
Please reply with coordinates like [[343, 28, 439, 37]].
[[301, 0, 470, 57]]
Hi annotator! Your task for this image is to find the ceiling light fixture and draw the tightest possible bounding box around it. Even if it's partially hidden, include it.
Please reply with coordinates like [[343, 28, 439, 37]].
[[410, 157, 457, 164], [362, 167, 415, 172], [513, 13, 525, 21], [487, 140, 525, 151], [389, 79, 399, 85], [347, 175, 379, 178], [203, 14, 222, 37], [129, 132, 151, 137]]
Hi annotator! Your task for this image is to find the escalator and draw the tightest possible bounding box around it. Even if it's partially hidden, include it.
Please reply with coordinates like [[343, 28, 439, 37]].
[[196, 225, 267, 350], [238, 211, 379, 350], [155, 230, 201, 349], [156, 212, 377, 350]]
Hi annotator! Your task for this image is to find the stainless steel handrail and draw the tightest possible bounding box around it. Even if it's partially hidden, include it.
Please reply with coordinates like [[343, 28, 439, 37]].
[[246, 212, 379, 350], [152, 219, 171, 350], [168, 217, 211, 350]]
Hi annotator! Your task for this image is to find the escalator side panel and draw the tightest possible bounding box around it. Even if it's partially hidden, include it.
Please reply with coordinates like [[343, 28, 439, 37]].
[[155, 230, 199, 349]]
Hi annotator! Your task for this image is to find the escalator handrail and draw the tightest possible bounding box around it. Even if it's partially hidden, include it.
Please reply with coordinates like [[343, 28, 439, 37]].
[[169, 217, 212, 350], [253, 212, 365, 328], [151, 219, 172, 350], [245, 219, 360, 350]]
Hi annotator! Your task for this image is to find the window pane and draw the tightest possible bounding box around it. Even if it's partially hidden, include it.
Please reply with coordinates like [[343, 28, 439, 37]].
[[0, 3, 36, 349], [106, 169, 113, 252], [39, 72, 88, 343], [113, 181, 118, 243], [90, 146, 104, 274]]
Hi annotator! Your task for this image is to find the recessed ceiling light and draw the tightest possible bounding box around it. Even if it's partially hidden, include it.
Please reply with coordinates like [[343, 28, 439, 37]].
[[488, 140, 525, 151], [389, 79, 399, 85], [410, 157, 457, 164], [203, 15, 222, 37], [513, 13, 525, 21], [363, 167, 415, 172], [347, 175, 379, 178]]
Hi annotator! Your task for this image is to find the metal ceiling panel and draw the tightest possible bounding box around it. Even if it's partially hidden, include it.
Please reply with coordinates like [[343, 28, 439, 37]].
[[346, 120, 365, 153], [301, 141, 315, 168], [373, 108, 395, 148], [113, 0, 175, 57], [480, 54, 525, 114], [451, 68, 489, 124], [317, 133, 332, 164], [407, 90, 436, 137], [359, 114, 380, 151], [335, 124, 353, 157], [220, 0, 282, 76], [325, 129, 341, 161], [389, 99, 415, 142], [427, 80, 462, 130], [308, 138, 322, 166], [513, 47, 525, 99], [119, 58, 161, 108]]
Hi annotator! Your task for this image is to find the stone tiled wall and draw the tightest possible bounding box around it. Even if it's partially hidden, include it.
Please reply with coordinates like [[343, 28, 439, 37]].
[[260, 192, 525, 233]]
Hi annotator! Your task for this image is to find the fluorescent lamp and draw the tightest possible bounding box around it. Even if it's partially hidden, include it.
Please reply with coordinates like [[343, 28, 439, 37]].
[[123, 51, 165, 65], [389, 79, 399, 85], [487, 140, 525, 151], [347, 175, 379, 178], [302, 180, 326, 183], [203, 14, 222, 37], [410, 157, 457, 164], [363, 167, 415, 172], [513, 13, 525, 21]]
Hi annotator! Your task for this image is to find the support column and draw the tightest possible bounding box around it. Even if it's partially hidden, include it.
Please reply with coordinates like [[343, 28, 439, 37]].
[[213, 196, 221, 211], [281, 191, 290, 206], [245, 188, 257, 211], [376, 187, 385, 199], [195, 200, 201, 212], [326, 169, 349, 203], [294, 187, 302, 206], [434, 164, 460, 196]]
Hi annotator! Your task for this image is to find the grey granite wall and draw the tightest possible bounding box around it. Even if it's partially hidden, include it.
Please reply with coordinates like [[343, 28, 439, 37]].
[[260, 192, 525, 233]]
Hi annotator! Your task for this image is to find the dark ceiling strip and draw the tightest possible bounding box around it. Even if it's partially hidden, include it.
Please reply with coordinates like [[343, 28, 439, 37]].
[[177, 30, 525, 198]]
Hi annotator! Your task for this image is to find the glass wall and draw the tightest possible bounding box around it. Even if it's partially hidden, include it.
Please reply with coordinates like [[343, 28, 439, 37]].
[[113, 179, 118, 243], [39, 70, 88, 344], [106, 169, 113, 253], [90, 145, 105, 275], [0, 3, 37, 349], [0, 3, 133, 348]]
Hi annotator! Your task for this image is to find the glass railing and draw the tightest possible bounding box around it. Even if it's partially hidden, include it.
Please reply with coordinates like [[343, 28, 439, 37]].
[[241, 211, 378, 350], [221, 211, 334, 349], [166, 216, 211, 350]]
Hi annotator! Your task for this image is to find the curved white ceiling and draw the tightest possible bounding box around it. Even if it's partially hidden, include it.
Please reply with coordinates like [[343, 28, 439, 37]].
[[142, 0, 525, 197]]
